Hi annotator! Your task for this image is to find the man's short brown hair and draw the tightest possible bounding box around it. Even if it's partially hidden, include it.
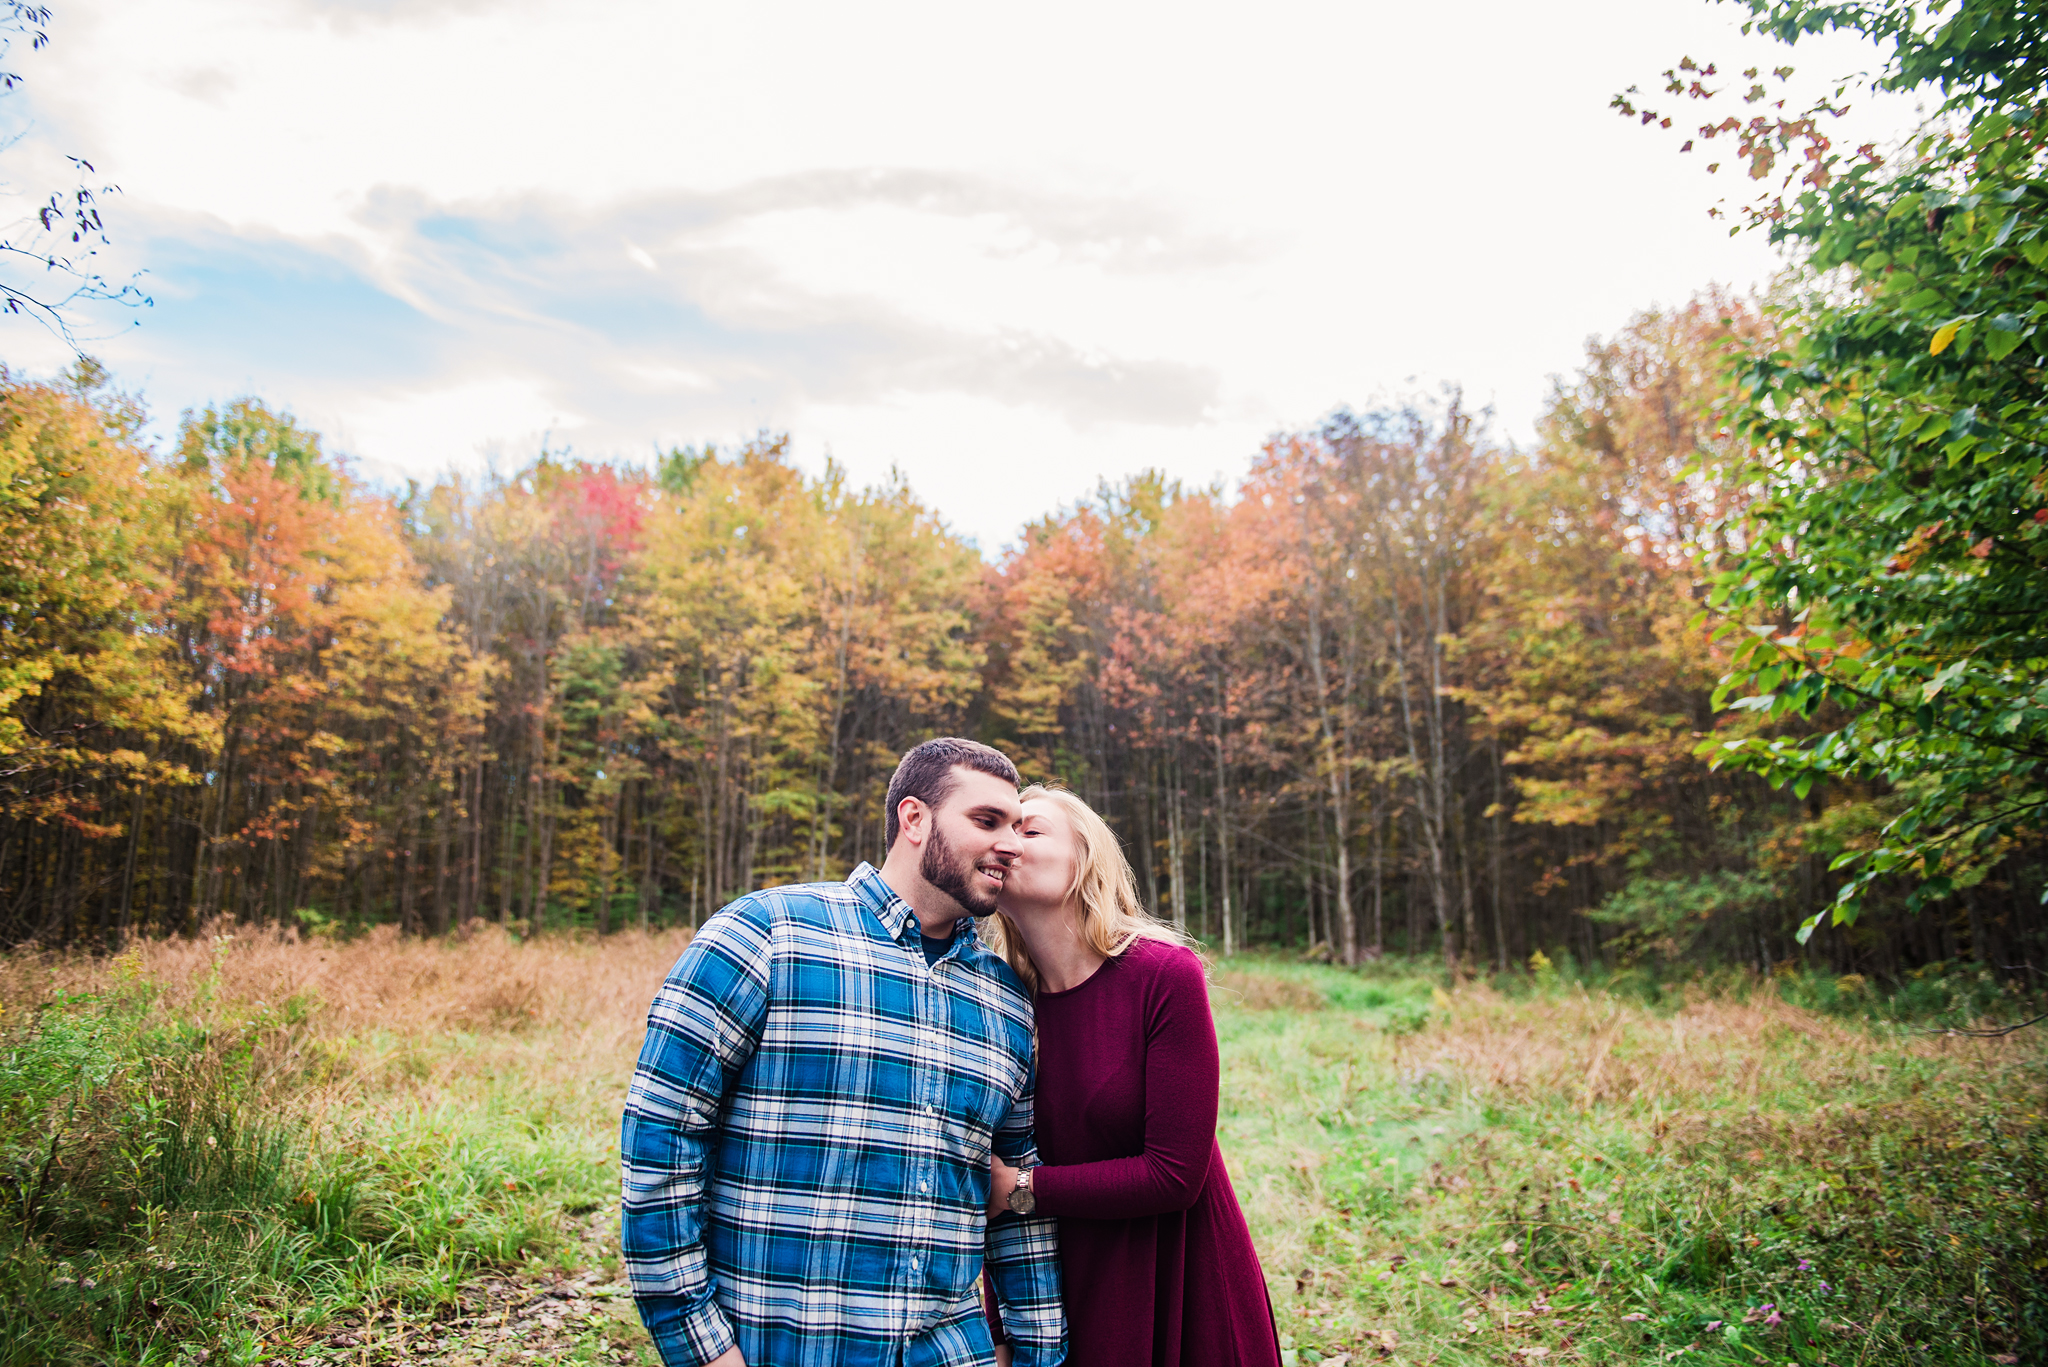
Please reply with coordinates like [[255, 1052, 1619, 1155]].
[[884, 738, 1022, 849]]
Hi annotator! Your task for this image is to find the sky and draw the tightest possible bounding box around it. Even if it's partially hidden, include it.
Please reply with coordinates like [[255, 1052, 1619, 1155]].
[[0, 0, 1918, 554]]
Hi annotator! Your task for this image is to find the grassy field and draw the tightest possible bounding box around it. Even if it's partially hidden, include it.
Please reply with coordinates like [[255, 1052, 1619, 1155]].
[[2, 928, 2042, 1366]]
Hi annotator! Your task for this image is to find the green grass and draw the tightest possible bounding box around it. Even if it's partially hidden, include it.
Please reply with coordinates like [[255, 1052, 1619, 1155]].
[[0, 977, 626, 1365], [3, 939, 2042, 1365], [1215, 955, 2047, 1366]]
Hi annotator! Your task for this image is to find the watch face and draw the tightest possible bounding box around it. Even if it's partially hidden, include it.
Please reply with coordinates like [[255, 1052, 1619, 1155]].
[[1007, 1185, 1035, 1215]]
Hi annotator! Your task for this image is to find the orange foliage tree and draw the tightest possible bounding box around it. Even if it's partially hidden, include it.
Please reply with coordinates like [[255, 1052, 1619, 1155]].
[[1, 296, 2036, 976]]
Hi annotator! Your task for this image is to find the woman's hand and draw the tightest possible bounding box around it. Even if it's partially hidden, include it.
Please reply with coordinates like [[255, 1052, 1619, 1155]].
[[987, 1153, 1021, 1218], [993, 1346, 1013, 1367]]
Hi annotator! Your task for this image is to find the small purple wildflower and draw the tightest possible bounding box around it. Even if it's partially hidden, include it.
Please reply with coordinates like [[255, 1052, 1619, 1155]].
[[1797, 1259, 1812, 1272], [1704, 1321, 1723, 1333]]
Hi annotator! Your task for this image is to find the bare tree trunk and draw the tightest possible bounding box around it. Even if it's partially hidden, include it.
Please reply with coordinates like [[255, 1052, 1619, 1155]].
[[519, 738, 538, 927], [1390, 587, 1455, 970], [465, 757, 483, 925], [431, 785, 451, 936], [1300, 554, 1357, 964], [117, 786, 143, 940], [497, 763, 517, 924], [1490, 737, 1507, 971], [1212, 672, 1234, 957], [640, 785, 657, 929], [814, 533, 858, 880], [1457, 801, 1476, 977], [398, 815, 417, 935], [536, 691, 559, 930], [1167, 762, 1187, 933], [712, 683, 732, 906], [741, 736, 763, 894], [1369, 776, 1384, 956], [1137, 762, 1159, 913]]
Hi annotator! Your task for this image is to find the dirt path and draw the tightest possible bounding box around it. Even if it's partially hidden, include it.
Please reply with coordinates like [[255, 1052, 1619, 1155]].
[[276, 1272, 652, 1366]]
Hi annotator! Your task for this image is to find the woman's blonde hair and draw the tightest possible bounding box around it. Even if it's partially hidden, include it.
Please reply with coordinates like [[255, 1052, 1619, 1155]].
[[984, 784, 1195, 991]]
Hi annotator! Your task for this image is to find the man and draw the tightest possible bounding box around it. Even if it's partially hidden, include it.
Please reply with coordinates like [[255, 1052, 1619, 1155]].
[[622, 737, 1065, 1367]]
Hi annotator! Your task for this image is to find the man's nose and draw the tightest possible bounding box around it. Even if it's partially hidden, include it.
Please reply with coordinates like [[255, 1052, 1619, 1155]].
[[991, 826, 1023, 862]]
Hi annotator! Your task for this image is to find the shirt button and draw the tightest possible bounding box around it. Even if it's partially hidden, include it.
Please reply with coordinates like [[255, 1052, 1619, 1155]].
[[925, 1104, 935, 1115], [919, 1180, 929, 1192], [909, 1256, 920, 1270]]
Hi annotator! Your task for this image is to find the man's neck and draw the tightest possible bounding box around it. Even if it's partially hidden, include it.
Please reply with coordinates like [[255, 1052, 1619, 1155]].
[[876, 849, 971, 938]]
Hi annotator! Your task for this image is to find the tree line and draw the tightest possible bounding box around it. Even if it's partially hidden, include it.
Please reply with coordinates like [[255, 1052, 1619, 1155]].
[[0, 285, 2035, 976]]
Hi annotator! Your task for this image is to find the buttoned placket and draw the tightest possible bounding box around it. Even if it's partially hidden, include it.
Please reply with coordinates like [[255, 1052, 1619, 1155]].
[[902, 913, 940, 1330]]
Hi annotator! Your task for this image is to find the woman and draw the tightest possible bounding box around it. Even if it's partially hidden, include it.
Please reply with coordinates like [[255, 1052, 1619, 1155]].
[[982, 784, 1282, 1367]]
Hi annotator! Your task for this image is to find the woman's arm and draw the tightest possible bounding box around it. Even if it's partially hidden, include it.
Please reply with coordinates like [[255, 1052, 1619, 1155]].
[[1026, 948, 1219, 1220]]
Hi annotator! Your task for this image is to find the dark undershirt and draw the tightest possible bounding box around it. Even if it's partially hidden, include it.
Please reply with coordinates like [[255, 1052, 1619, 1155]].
[[920, 926, 956, 966]]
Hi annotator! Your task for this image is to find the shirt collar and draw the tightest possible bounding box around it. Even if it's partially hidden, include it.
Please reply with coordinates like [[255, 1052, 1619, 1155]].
[[847, 862, 973, 948]]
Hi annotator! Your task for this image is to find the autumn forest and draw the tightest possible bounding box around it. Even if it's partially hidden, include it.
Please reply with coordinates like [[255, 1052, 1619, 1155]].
[[1, 278, 2034, 979]]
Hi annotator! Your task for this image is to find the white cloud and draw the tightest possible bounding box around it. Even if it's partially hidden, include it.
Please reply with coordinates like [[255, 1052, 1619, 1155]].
[[324, 373, 583, 480], [1, 0, 1923, 551]]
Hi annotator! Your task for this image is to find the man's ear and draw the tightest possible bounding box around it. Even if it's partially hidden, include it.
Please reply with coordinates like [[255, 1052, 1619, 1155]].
[[896, 795, 929, 847]]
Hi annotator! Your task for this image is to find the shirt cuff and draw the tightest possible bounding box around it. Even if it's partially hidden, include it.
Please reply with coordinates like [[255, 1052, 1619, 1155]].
[[637, 1292, 738, 1367], [1009, 1335, 1070, 1367]]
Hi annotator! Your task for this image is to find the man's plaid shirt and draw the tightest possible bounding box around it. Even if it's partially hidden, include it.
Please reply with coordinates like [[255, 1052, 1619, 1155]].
[[621, 862, 1066, 1367]]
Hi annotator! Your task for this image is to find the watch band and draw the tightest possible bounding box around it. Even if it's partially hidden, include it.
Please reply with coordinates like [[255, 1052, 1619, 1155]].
[[1006, 1165, 1036, 1215]]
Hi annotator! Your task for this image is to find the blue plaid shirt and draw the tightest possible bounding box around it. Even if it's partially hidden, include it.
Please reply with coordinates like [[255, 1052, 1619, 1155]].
[[621, 863, 1066, 1367]]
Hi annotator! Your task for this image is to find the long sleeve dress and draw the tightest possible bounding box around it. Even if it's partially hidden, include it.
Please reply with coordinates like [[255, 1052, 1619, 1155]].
[[1008, 936, 1283, 1367]]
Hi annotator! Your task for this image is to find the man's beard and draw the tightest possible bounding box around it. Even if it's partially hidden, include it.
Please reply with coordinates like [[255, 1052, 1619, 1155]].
[[921, 820, 1000, 917]]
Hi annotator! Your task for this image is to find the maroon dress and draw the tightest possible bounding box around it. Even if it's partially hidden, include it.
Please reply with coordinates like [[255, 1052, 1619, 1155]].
[[1008, 936, 1282, 1367]]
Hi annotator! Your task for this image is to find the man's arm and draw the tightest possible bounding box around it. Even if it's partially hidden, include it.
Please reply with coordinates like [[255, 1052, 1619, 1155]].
[[621, 903, 773, 1367], [983, 1074, 1066, 1367]]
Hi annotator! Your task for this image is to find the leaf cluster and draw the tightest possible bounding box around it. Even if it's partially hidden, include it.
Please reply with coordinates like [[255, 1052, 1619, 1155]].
[[1678, 0, 2048, 935]]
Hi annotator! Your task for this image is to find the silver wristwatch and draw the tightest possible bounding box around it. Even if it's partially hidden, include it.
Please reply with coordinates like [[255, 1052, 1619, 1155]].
[[1006, 1166, 1036, 1215]]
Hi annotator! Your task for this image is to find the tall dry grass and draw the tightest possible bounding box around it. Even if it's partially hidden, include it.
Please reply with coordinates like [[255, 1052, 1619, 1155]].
[[2, 923, 694, 1149], [1395, 981, 1977, 1111], [2, 921, 690, 1037]]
